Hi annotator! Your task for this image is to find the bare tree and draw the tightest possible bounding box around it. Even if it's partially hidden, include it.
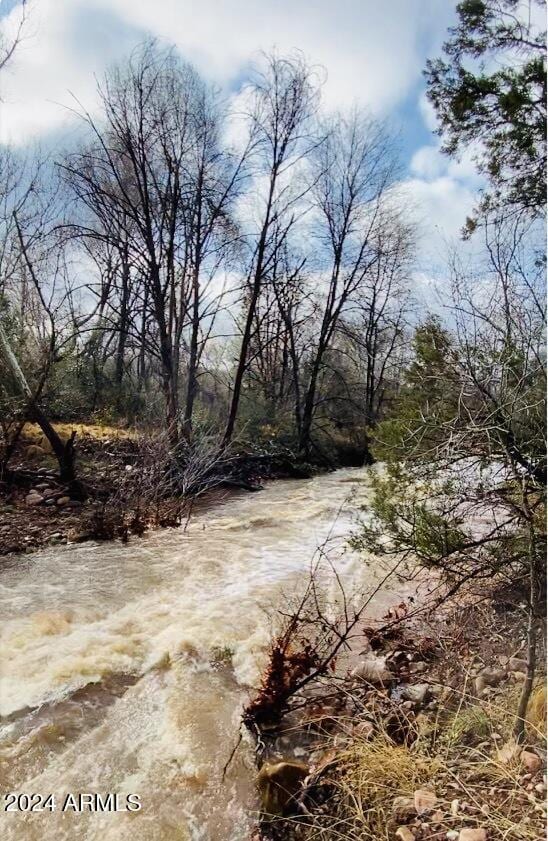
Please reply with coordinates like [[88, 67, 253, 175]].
[[298, 111, 399, 457], [222, 52, 319, 446], [64, 42, 243, 447]]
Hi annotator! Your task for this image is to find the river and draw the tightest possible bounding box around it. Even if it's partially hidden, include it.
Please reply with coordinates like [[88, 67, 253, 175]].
[[0, 467, 399, 841]]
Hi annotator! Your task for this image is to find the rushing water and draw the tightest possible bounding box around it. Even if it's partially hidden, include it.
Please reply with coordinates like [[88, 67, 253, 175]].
[[0, 467, 398, 841]]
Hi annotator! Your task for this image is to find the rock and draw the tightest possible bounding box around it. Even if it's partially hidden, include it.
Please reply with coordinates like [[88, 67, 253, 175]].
[[414, 789, 437, 814], [256, 760, 309, 816], [351, 654, 393, 685], [450, 798, 460, 816], [45, 498, 56, 506], [521, 750, 542, 774], [432, 809, 444, 824], [395, 827, 415, 841], [392, 796, 416, 822], [56, 496, 71, 507], [458, 830, 487, 841], [67, 528, 93, 543], [475, 667, 506, 694], [446, 832, 459, 841], [409, 661, 427, 674], [508, 657, 528, 672], [25, 493, 43, 506], [512, 671, 526, 682], [42, 489, 60, 499], [402, 684, 429, 705]]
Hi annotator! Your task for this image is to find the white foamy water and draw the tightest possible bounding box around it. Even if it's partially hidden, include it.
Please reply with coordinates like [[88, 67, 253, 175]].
[[0, 468, 396, 840]]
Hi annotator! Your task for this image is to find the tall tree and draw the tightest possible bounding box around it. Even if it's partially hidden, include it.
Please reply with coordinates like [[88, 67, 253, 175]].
[[222, 52, 318, 446], [64, 42, 241, 446], [425, 0, 547, 223], [298, 111, 399, 457]]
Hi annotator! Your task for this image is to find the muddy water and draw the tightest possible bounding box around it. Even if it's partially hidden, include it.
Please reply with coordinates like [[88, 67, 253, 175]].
[[0, 468, 396, 841]]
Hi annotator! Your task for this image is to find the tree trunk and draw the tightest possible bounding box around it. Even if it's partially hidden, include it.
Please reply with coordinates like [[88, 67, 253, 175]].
[[298, 354, 323, 458], [223, 175, 276, 447], [115, 253, 130, 391], [0, 321, 79, 486], [183, 264, 201, 440], [514, 501, 540, 743]]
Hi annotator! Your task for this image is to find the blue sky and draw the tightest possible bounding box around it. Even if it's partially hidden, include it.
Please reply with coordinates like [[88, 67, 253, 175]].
[[0, 0, 482, 282]]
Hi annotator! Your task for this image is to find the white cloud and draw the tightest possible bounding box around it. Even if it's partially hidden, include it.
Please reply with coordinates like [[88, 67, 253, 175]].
[[0, 0, 452, 143], [410, 144, 445, 180], [402, 174, 477, 278]]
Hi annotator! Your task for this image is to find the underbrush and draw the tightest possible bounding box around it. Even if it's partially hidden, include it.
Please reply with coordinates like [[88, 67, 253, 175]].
[[248, 590, 546, 841], [260, 681, 546, 841]]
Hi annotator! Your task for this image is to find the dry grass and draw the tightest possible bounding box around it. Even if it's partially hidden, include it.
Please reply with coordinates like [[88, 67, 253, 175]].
[[527, 684, 547, 737], [294, 682, 546, 841], [21, 421, 137, 449], [324, 734, 440, 839]]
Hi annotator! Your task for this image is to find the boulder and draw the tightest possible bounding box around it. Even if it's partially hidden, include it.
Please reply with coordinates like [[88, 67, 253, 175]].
[[256, 760, 309, 816], [414, 788, 437, 814]]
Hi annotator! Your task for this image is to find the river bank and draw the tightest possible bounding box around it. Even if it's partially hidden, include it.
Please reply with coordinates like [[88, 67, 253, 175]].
[[0, 422, 318, 557], [247, 580, 547, 841]]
